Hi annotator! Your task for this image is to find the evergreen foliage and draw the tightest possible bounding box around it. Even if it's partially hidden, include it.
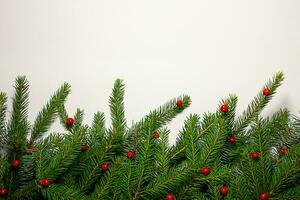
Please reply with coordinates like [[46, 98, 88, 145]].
[[0, 72, 299, 200]]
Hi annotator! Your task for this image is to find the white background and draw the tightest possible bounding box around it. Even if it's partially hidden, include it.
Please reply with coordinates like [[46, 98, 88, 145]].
[[0, 1, 299, 144]]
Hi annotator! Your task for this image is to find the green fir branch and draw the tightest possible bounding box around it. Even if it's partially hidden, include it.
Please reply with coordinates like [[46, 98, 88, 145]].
[[234, 72, 284, 134], [109, 79, 126, 140], [182, 114, 201, 165], [38, 128, 85, 181], [90, 112, 106, 144], [31, 83, 71, 142], [41, 184, 88, 200], [90, 158, 121, 199], [143, 165, 192, 199], [270, 145, 300, 195], [0, 92, 7, 148], [198, 117, 227, 166], [155, 128, 171, 176], [8, 76, 30, 150]]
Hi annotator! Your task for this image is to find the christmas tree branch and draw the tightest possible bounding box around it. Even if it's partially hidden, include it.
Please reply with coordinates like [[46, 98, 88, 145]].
[[143, 166, 192, 198], [234, 72, 284, 134], [41, 184, 88, 200], [155, 128, 171, 176], [182, 114, 201, 165], [8, 76, 30, 153], [109, 79, 126, 141], [270, 145, 300, 195], [0, 92, 7, 148], [90, 158, 121, 199], [31, 83, 71, 143]]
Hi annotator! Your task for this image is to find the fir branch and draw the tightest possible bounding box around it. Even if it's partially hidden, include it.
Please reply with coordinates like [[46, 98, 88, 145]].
[[127, 95, 191, 144], [182, 114, 201, 165], [270, 145, 300, 195], [31, 83, 71, 142], [109, 79, 126, 140], [41, 184, 88, 200], [155, 128, 171, 176], [132, 115, 157, 200], [38, 128, 85, 181], [234, 72, 284, 134], [198, 118, 227, 166], [252, 118, 273, 190], [143, 165, 192, 198], [90, 112, 106, 143], [73, 108, 85, 132], [90, 158, 121, 199], [8, 76, 30, 150], [0, 92, 7, 148], [18, 154, 36, 186], [57, 105, 69, 130], [10, 180, 39, 199]]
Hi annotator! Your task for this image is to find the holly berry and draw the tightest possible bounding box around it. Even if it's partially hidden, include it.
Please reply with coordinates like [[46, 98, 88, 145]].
[[228, 136, 236, 143], [260, 193, 269, 200], [0, 187, 8, 197], [281, 147, 288, 155], [153, 131, 159, 139], [176, 100, 183, 108], [165, 193, 175, 200], [28, 145, 34, 153], [263, 88, 271, 96], [251, 152, 259, 160], [12, 159, 21, 169], [41, 178, 50, 187], [81, 144, 89, 152], [219, 185, 229, 197], [66, 117, 74, 127], [101, 163, 109, 171], [220, 104, 229, 113], [201, 167, 210, 176], [127, 150, 135, 158]]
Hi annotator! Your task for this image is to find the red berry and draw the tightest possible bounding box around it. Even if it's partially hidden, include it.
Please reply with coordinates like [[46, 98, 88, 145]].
[[220, 104, 229, 113], [0, 187, 8, 197], [101, 163, 109, 171], [66, 117, 74, 126], [251, 152, 259, 160], [176, 100, 183, 108], [228, 136, 236, 143], [28, 145, 34, 153], [281, 147, 288, 155], [263, 88, 270, 96], [260, 193, 269, 200], [153, 131, 159, 139], [219, 186, 229, 197], [127, 150, 135, 158], [41, 178, 50, 187], [165, 193, 175, 200], [12, 159, 21, 169], [201, 167, 210, 176], [81, 144, 89, 152]]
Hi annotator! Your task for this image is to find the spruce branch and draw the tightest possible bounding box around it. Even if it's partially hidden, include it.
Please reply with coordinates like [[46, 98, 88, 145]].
[[8, 76, 30, 150], [37, 127, 85, 181], [182, 114, 201, 165], [155, 128, 171, 176], [90, 158, 121, 199], [0, 92, 7, 148], [90, 112, 106, 144], [234, 72, 284, 134], [198, 118, 227, 166], [143, 165, 192, 198], [109, 79, 126, 140], [31, 83, 71, 143], [41, 184, 88, 200], [270, 145, 300, 195]]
